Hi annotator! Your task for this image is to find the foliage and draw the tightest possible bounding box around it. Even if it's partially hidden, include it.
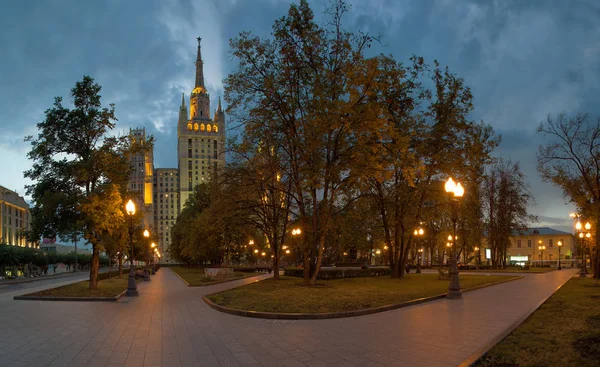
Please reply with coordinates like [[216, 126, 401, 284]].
[[482, 159, 535, 269], [537, 112, 600, 278], [225, 0, 384, 285], [224, 0, 502, 283], [170, 182, 255, 266], [24, 75, 138, 289]]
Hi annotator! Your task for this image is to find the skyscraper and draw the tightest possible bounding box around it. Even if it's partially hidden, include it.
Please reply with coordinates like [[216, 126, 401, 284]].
[[128, 38, 226, 263], [177, 37, 226, 210]]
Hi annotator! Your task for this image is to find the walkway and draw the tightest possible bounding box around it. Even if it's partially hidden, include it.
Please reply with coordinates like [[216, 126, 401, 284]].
[[0, 267, 576, 367]]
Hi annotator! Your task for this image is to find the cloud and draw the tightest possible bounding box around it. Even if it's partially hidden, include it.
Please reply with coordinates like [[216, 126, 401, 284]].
[[0, 0, 598, 225]]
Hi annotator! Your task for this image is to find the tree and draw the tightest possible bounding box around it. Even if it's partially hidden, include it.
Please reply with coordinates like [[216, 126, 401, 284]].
[[225, 0, 379, 285], [482, 159, 534, 269], [537, 112, 600, 277], [24, 75, 132, 289], [223, 139, 293, 280]]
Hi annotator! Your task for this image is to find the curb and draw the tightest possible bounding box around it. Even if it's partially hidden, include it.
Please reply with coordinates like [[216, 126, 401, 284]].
[[202, 275, 523, 320], [458, 276, 574, 367], [171, 268, 267, 287], [13, 279, 136, 302], [0, 268, 116, 286], [14, 288, 127, 302]]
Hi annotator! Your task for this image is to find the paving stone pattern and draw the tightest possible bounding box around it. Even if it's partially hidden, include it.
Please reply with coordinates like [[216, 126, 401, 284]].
[[0, 267, 575, 367]]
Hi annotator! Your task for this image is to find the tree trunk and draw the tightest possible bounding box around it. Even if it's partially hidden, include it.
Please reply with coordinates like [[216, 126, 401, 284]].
[[118, 254, 123, 278], [309, 234, 327, 285], [89, 246, 100, 290], [108, 256, 112, 280], [272, 253, 280, 281], [303, 247, 310, 286]]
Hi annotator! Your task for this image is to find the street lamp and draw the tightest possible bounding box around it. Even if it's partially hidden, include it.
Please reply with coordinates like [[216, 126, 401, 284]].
[[445, 177, 464, 299], [538, 245, 546, 267], [151, 242, 156, 274], [474, 246, 480, 266], [292, 228, 301, 236], [414, 228, 424, 273], [125, 199, 139, 297], [556, 241, 562, 270], [143, 229, 151, 281], [576, 221, 592, 277]]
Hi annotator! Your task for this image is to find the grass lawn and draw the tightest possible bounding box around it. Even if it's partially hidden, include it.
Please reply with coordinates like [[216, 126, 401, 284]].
[[476, 277, 600, 367], [462, 267, 556, 273], [24, 277, 136, 298], [207, 274, 519, 313], [171, 266, 254, 286]]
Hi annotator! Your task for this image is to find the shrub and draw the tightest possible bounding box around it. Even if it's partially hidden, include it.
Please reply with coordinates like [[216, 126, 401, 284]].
[[284, 267, 391, 280]]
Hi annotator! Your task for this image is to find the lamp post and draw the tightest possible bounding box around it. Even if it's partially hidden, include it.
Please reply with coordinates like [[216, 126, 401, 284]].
[[538, 245, 545, 267], [576, 221, 592, 277], [414, 227, 424, 273], [151, 242, 156, 274], [474, 246, 480, 267], [445, 177, 464, 299], [125, 199, 139, 297], [143, 229, 151, 281], [585, 222, 591, 275], [557, 241, 562, 270], [417, 248, 424, 274], [537, 240, 542, 267]]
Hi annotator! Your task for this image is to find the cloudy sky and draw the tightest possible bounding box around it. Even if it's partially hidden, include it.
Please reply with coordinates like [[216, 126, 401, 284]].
[[1, 0, 599, 233]]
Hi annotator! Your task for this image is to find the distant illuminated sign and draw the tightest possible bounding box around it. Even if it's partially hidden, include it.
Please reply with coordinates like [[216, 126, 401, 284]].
[[510, 256, 529, 262], [485, 249, 491, 260]]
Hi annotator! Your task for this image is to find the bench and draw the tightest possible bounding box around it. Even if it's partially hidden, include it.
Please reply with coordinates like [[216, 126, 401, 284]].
[[438, 268, 450, 280]]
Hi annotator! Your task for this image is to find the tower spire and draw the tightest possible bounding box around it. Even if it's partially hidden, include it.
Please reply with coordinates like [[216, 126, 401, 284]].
[[218, 96, 222, 113], [180, 93, 186, 110], [195, 37, 205, 88]]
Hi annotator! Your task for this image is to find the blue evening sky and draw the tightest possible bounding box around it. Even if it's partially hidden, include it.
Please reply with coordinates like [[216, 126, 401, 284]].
[[1, 0, 599, 234]]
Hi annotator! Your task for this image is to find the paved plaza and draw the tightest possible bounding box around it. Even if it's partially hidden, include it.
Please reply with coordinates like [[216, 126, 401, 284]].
[[0, 267, 576, 367]]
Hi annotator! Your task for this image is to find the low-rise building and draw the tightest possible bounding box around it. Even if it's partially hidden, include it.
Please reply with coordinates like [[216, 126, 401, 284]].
[[0, 186, 36, 248], [479, 227, 576, 267], [507, 227, 576, 266], [39, 241, 92, 254]]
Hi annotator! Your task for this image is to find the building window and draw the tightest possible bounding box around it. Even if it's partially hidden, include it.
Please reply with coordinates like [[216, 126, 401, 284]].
[[517, 240, 521, 248], [187, 123, 192, 130], [528, 240, 532, 248], [214, 125, 218, 133], [549, 239, 553, 247], [200, 124, 205, 131], [194, 123, 199, 131]]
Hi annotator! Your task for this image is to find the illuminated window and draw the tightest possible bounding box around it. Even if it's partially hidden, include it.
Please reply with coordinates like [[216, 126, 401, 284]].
[[207, 124, 212, 132], [200, 124, 205, 131], [213, 125, 218, 133], [187, 123, 192, 130], [193, 123, 199, 131]]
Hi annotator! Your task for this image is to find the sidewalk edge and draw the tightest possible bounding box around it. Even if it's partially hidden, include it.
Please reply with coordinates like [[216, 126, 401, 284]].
[[458, 277, 572, 367]]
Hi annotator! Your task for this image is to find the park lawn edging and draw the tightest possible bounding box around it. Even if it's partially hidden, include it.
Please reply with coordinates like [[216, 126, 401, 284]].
[[14, 289, 127, 302], [170, 267, 262, 287], [203, 275, 523, 320], [13, 273, 141, 302], [458, 278, 571, 367]]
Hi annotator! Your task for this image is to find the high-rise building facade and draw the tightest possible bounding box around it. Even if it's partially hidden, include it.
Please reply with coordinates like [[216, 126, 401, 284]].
[[128, 38, 226, 263], [153, 168, 179, 260], [128, 128, 154, 231], [177, 37, 226, 210]]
